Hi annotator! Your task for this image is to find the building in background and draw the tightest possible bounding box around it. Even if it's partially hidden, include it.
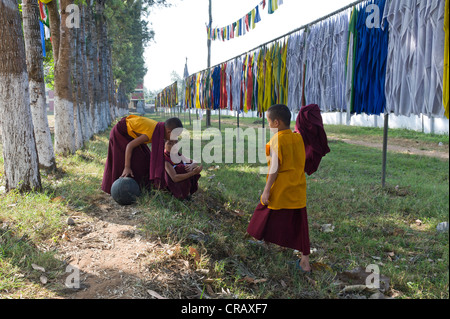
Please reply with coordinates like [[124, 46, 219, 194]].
[[45, 85, 54, 114], [129, 81, 145, 114]]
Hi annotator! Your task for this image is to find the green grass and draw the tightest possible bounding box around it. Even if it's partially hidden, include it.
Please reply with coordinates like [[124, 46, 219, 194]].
[[0, 113, 448, 299]]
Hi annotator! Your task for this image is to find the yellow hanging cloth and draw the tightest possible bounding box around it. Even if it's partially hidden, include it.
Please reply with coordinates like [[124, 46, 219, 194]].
[[196, 74, 201, 109], [263, 45, 274, 112], [280, 39, 288, 105], [257, 48, 266, 113]]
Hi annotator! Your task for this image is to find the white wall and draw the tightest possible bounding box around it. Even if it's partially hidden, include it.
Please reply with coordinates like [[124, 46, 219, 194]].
[[175, 109, 449, 135]]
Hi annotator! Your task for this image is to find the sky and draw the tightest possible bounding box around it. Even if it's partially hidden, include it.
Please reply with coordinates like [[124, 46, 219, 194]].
[[143, 0, 356, 92]]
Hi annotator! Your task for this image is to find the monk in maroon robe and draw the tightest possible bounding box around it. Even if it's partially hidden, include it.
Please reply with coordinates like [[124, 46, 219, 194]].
[[163, 139, 202, 200], [101, 116, 183, 194]]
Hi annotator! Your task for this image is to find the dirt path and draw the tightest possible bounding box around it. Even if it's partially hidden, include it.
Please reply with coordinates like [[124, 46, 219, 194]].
[[327, 135, 449, 160], [58, 193, 205, 299]]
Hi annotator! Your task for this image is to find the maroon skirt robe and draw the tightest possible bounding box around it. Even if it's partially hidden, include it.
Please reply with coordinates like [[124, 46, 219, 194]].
[[164, 151, 200, 200], [247, 204, 311, 255], [101, 118, 166, 194]]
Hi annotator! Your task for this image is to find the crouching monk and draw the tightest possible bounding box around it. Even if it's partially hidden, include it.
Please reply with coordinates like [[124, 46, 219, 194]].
[[163, 139, 202, 200], [101, 115, 183, 194]]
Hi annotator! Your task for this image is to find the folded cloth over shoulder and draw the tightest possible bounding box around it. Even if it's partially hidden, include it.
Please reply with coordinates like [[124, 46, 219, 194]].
[[149, 122, 167, 189], [294, 104, 330, 175]]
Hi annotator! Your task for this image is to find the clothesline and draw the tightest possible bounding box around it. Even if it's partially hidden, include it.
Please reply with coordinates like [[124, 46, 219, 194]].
[[156, 81, 178, 109], [194, 0, 367, 77], [181, 0, 447, 119]]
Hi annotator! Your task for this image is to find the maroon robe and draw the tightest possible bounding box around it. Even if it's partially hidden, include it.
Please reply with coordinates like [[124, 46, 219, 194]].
[[149, 122, 166, 189], [294, 104, 330, 176], [101, 118, 166, 194], [247, 204, 311, 255], [164, 151, 200, 199]]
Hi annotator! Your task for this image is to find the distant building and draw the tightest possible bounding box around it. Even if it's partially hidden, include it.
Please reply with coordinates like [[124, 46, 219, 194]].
[[129, 81, 145, 111], [45, 85, 54, 114]]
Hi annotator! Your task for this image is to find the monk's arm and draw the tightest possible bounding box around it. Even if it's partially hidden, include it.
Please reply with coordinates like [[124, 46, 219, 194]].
[[165, 162, 202, 183], [121, 134, 149, 177], [261, 155, 280, 205]]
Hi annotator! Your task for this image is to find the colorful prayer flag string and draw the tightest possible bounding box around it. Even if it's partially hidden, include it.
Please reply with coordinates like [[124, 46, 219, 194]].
[[206, 0, 281, 42]]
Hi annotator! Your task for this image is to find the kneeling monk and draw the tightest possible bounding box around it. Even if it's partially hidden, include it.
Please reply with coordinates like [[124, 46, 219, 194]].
[[164, 139, 202, 200]]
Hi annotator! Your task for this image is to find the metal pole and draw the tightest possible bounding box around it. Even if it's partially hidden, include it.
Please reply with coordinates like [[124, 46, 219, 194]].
[[206, 0, 212, 127], [262, 111, 265, 128], [237, 110, 240, 140], [381, 112, 389, 188]]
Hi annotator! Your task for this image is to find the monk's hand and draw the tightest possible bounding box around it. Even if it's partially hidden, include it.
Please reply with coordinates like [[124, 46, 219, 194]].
[[193, 165, 202, 175], [185, 163, 198, 172], [120, 167, 134, 178], [261, 190, 270, 206]]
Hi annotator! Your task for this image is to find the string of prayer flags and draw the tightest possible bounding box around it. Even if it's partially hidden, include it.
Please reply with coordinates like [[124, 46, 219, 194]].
[[268, 0, 283, 15], [207, 0, 267, 42]]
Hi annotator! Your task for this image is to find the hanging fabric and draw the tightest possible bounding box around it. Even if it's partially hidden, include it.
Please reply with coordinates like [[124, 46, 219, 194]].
[[193, 0, 446, 119], [212, 65, 221, 110], [38, 0, 50, 27], [334, 10, 351, 112], [345, 8, 358, 114], [287, 31, 306, 111], [39, 20, 46, 58], [352, 0, 389, 116], [382, 0, 445, 117]]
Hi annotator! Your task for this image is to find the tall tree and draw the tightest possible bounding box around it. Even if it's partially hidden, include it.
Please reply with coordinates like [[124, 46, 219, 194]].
[[79, 3, 93, 141], [22, 0, 57, 171], [85, 0, 101, 134], [71, 20, 84, 150], [106, 0, 163, 106], [0, 0, 42, 191], [96, 0, 109, 131], [47, 0, 76, 155]]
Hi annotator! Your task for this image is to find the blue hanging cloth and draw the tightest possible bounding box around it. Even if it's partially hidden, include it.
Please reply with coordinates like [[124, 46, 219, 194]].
[[254, 5, 261, 24], [39, 20, 46, 58], [353, 0, 389, 115]]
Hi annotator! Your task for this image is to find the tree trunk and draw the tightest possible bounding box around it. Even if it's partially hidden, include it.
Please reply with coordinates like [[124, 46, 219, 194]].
[[71, 24, 84, 150], [0, 0, 42, 191], [79, 4, 93, 141], [22, 0, 56, 171], [49, 0, 76, 155], [96, 0, 109, 131], [107, 41, 117, 121], [86, 0, 101, 134]]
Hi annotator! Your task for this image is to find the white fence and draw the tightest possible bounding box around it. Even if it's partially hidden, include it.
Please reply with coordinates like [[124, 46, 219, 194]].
[[190, 109, 450, 135]]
